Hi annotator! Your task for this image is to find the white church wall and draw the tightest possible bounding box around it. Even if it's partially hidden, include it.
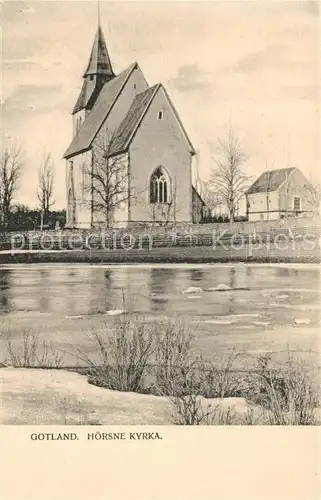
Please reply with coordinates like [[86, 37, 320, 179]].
[[129, 86, 193, 223], [66, 150, 93, 228]]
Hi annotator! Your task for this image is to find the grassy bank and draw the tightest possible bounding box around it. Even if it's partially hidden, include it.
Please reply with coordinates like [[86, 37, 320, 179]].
[[0, 240, 320, 264]]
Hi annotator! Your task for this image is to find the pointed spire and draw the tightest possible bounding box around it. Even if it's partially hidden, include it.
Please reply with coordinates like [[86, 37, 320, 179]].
[[83, 24, 114, 78], [72, 14, 115, 115]]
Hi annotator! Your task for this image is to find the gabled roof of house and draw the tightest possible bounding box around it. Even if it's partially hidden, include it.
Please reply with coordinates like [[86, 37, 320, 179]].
[[63, 62, 138, 159], [246, 167, 296, 195], [109, 83, 195, 157]]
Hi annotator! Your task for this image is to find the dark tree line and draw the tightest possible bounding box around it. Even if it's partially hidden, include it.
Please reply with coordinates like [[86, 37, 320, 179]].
[[5, 205, 66, 231], [0, 141, 63, 230]]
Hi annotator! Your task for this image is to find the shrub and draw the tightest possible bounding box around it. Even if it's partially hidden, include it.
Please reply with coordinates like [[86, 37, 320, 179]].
[[246, 352, 320, 425], [170, 394, 259, 425], [153, 319, 194, 396], [166, 349, 320, 425], [81, 317, 155, 393], [5, 330, 64, 368], [197, 350, 246, 399]]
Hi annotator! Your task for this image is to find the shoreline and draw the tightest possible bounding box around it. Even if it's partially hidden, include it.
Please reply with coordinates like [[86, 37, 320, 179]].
[[0, 247, 319, 265], [0, 261, 320, 270], [1, 365, 320, 425]]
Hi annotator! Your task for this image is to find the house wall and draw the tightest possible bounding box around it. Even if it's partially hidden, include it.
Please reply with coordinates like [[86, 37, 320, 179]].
[[278, 168, 314, 214], [247, 191, 279, 221], [66, 150, 92, 228], [129, 86, 193, 223], [247, 169, 315, 221], [192, 190, 204, 224]]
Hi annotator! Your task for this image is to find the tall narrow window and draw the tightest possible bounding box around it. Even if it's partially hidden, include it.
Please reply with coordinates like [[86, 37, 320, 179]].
[[149, 167, 170, 203], [293, 196, 301, 211], [157, 111, 163, 120]]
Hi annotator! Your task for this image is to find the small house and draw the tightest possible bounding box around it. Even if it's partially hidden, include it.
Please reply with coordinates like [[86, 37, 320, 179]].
[[246, 167, 315, 222]]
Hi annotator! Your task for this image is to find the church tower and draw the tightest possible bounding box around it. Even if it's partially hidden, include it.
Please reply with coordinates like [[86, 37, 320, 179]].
[[72, 21, 115, 135]]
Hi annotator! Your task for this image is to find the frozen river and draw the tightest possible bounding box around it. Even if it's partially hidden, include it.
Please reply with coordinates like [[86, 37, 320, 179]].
[[0, 263, 320, 366]]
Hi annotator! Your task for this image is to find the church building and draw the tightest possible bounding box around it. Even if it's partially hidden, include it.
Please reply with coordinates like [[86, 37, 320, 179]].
[[63, 23, 204, 228]]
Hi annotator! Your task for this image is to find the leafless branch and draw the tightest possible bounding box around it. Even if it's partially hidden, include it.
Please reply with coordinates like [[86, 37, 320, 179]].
[[37, 151, 55, 214], [0, 143, 23, 226], [303, 181, 321, 212], [83, 133, 132, 228], [209, 124, 250, 222]]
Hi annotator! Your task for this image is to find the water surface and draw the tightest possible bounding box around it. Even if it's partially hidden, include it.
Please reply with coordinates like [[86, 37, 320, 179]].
[[0, 263, 319, 362]]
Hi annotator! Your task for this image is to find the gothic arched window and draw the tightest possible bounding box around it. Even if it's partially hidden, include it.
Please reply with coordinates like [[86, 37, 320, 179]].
[[150, 167, 170, 204]]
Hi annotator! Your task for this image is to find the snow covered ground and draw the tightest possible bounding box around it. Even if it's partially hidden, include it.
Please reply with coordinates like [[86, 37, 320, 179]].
[[1, 368, 257, 425]]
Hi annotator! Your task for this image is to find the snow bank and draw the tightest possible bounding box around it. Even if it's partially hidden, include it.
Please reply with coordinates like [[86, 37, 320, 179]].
[[0, 368, 259, 425]]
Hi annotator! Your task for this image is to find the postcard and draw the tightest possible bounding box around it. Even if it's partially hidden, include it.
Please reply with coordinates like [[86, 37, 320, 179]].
[[1, 1, 320, 498]]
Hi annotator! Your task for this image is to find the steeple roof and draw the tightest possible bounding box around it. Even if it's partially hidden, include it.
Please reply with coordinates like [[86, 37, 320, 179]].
[[83, 25, 114, 78], [64, 63, 138, 158]]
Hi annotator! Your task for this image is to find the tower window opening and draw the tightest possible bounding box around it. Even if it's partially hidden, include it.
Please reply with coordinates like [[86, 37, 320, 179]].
[[76, 116, 83, 133], [157, 111, 163, 120], [90, 75, 94, 81]]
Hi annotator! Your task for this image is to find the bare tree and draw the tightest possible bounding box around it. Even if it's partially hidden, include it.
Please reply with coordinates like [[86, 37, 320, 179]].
[[209, 125, 250, 223], [0, 143, 23, 227], [303, 181, 321, 214], [84, 134, 132, 228], [37, 152, 55, 228], [201, 181, 222, 219], [264, 162, 274, 222]]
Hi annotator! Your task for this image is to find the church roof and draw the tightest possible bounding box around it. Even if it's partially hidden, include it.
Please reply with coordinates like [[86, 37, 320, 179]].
[[83, 25, 114, 78], [72, 79, 88, 114], [71, 25, 115, 115], [109, 84, 160, 156], [109, 84, 196, 157], [64, 62, 138, 159], [246, 167, 296, 194]]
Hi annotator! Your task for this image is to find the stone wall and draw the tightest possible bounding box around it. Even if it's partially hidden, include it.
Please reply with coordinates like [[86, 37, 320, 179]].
[[1, 215, 320, 252]]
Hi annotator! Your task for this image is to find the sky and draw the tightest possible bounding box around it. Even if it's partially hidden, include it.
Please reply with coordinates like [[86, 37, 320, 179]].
[[2, 0, 320, 209]]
